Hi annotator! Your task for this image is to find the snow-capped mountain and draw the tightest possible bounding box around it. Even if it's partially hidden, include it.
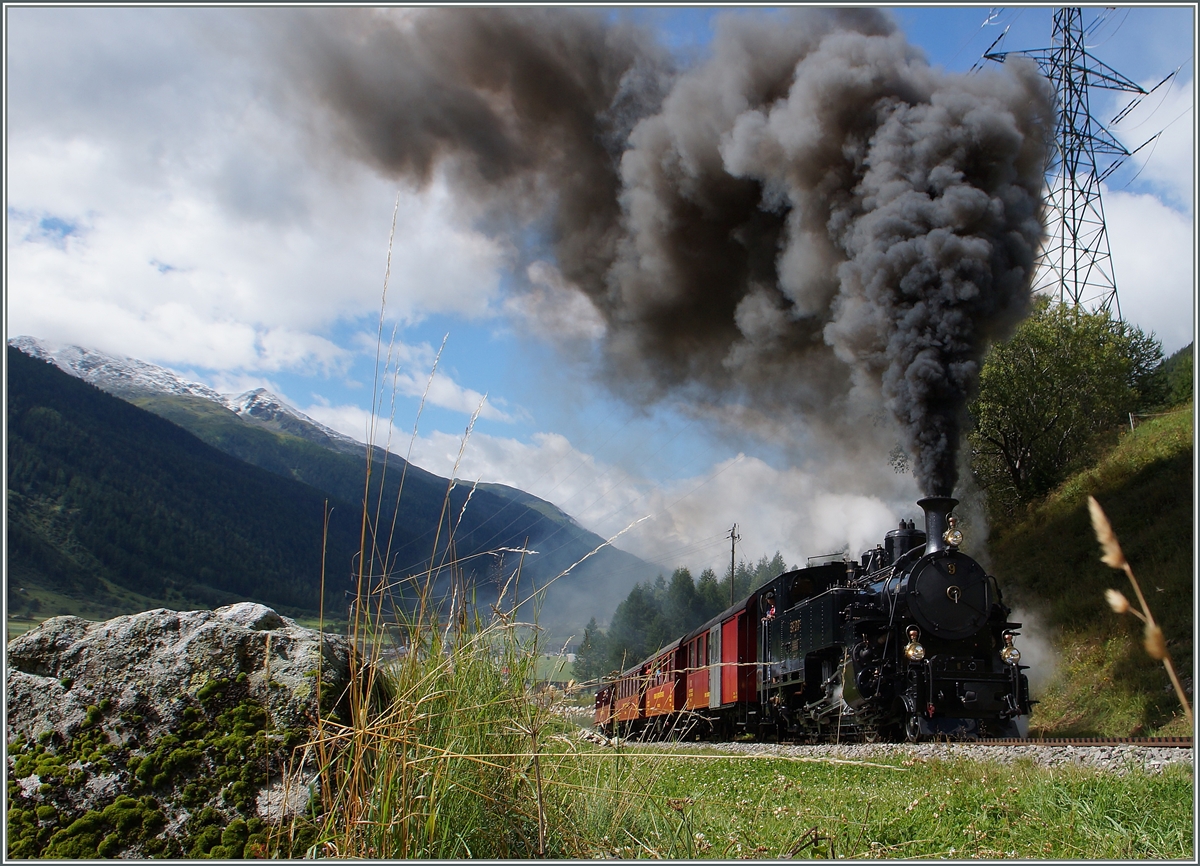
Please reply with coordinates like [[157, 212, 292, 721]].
[[7, 336, 364, 454], [10, 335, 227, 403], [221, 387, 367, 455]]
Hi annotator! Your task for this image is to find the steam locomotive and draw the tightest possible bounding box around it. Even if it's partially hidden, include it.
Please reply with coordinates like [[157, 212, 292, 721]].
[[593, 497, 1032, 742]]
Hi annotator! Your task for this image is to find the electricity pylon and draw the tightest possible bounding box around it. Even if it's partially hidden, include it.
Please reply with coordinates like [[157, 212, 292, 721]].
[[985, 7, 1149, 319]]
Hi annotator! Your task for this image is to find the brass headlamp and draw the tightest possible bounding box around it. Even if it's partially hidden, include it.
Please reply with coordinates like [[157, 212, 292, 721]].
[[904, 626, 925, 661], [943, 514, 963, 548], [1000, 631, 1021, 665]]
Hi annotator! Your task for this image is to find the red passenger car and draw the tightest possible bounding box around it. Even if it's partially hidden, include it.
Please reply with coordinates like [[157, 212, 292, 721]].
[[643, 639, 686, 728], [593, 684, 615, 730], [679, 593, 760, 736], [595, 591, 764, 739], [611, 663, 646, 734]]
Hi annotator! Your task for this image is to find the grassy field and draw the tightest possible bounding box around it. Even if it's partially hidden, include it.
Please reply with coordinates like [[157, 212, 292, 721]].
[[303, 626, 1193, 861], [5, 575, 165, 641], [533, 742, 1193, 860], [988, 404, 1194, 737]]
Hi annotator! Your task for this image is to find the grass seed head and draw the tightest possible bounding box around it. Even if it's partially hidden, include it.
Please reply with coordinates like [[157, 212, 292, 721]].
[[1087, 496, 1127, 569], [1104, 588, 1131, 614]]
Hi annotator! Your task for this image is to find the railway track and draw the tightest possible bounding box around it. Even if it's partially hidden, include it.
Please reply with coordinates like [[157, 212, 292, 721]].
[[582, 727, 1193, 749], [968, 736, 1192, 748]]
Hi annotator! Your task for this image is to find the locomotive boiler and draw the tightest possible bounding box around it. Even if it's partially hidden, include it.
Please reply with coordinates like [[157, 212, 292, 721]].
[[594, 497, 1032, 743]]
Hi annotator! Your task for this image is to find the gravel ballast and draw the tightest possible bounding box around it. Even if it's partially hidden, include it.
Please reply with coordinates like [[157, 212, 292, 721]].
[[580, 731, 1193, 775]]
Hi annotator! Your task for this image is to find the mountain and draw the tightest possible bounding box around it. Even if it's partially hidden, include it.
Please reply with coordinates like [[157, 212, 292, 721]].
[[6, 345, 364, 617], [8, 336, 364, 455], [6, 339, 658, 637]]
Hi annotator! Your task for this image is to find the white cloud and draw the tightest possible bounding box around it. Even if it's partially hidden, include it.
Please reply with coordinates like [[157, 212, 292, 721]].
[[346, 336, 516, 423], [1081, 72, 1194, 353], [360, 426, 919, 579], [1110, 74, 1194, 215], [620, 456, 910, 576], [1104, 189, 1195, 354], [300, 401, 393, 456], [5, 8, 510, 378], [504, 261, 607, 351]]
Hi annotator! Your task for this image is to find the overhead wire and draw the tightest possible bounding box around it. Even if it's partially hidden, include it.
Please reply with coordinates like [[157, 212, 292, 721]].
[[946, 6, 1003, 71], [1113, 105, 1194, 192], [1084, 8, 1131, 51]]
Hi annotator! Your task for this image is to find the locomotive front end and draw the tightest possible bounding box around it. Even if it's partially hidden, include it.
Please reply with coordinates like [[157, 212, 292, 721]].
[[888, 497, 1031, 739]]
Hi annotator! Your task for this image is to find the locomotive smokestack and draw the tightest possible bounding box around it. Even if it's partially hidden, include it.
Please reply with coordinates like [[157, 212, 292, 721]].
[[918, 497, 958, 555]]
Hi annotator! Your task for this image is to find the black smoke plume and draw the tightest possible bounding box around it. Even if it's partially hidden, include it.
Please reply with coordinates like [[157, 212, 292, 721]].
[[282, 7, 1052, 496]]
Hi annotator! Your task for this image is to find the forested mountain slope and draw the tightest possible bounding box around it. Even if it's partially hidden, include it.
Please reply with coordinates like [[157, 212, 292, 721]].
[[6, 345, 657, 637], [120, 394, 659, 637], [7, 346, 361, 616]]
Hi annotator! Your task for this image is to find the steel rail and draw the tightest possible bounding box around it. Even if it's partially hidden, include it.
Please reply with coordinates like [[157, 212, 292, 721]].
[[937, 736, 1193, 748]]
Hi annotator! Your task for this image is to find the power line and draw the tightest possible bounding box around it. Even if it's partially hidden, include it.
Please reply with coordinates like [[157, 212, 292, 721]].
[[985, 7, 1151, 318]]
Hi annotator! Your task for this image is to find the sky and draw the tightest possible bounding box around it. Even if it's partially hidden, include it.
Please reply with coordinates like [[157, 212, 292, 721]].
[[6, 4, 1195, 583]]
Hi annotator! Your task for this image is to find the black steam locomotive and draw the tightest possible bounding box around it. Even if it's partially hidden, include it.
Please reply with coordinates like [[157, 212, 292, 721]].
[[594, 497, 1032, 742]]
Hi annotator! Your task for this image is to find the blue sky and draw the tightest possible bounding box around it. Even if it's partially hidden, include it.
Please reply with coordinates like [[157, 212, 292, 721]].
[[6, 5, 1194, 578]]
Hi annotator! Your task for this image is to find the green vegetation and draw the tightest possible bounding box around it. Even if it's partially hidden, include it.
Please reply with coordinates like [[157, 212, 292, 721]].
[[6, 346, 365, 618], [1150, 341, 1193, 408], [556, 745, 1192, 859], [969, 297, 1165, 515], [988, 404, 1193, 736], [6, 574, 179, 640], [313, 599, 577, 857], [966, 305, 1192, 737]]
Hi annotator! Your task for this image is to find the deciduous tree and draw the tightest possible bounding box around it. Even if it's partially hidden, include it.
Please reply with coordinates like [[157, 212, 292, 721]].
[[969, 297, 1163, 512]]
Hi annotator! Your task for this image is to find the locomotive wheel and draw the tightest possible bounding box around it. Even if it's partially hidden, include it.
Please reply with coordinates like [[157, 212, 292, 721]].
[[904, 715, 922, 743]]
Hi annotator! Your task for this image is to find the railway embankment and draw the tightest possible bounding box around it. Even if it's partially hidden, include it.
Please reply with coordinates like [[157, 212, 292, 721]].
[[988, 403, 1193, 737]]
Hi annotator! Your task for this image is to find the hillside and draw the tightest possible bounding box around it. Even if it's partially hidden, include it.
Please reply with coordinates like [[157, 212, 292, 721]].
[[6, 346, 364, 620], [6, 344, 658, 639], [123, 393, 658, 635], [987, 403, 1194, 736]]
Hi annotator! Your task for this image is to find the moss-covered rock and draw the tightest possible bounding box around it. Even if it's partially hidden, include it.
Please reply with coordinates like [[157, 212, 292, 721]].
[[6, 603, 350, 858]]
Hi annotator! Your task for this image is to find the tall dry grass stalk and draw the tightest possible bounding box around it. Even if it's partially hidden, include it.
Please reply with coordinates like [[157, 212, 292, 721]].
[[1088, 495, 1193, 727], [288, 208, 689, 858]]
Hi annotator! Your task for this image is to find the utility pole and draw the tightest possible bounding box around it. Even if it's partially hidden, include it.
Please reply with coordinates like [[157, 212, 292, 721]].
[[728, 523, 740, 606], [984, 7, 1160, 318]]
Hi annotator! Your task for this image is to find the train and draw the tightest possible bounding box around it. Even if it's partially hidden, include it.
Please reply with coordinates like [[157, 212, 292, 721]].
[[593, 497, 1032, 743]]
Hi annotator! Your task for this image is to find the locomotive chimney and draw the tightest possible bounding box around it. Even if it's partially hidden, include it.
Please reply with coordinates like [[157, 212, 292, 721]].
[[918, 496, 958, 555]]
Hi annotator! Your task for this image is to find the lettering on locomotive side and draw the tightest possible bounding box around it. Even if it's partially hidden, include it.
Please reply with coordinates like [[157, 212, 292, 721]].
[[789, 619, 801, 635]]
